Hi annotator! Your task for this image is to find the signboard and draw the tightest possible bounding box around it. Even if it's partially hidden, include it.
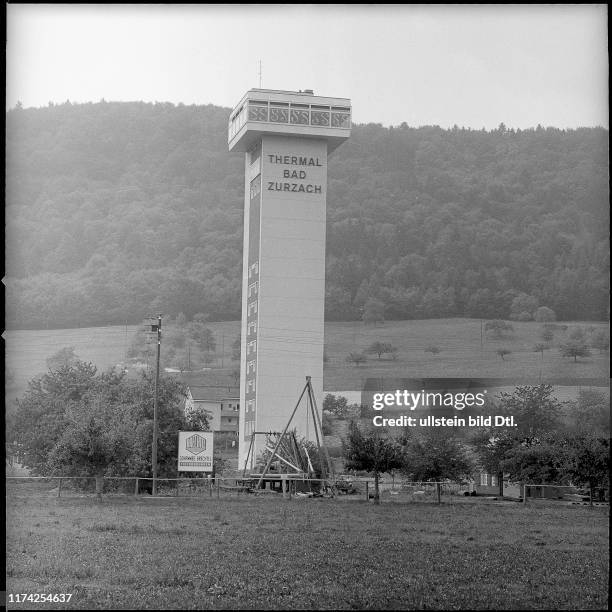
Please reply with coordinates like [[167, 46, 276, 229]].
[[177, 431, 214, 472]]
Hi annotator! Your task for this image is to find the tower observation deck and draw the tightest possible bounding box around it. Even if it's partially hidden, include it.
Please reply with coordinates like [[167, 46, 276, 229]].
[[229, 88, 351, 471]]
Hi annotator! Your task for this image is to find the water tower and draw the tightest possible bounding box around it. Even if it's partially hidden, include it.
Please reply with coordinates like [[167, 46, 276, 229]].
[[228, 88, 351, 469]]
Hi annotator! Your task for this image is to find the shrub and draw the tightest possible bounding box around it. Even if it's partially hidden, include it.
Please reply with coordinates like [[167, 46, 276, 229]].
[[534, 306, 556, 322]]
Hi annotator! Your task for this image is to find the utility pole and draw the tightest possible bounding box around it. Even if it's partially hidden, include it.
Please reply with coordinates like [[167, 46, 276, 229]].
[[221, 334, 225, 369], [149, 314, 162, 496]]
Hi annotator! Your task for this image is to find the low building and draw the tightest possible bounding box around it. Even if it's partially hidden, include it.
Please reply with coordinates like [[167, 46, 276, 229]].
[[184, 386, 240, 434]]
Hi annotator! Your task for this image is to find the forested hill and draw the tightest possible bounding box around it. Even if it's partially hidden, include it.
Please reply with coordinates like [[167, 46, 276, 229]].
[[5, 101, 609, 329]]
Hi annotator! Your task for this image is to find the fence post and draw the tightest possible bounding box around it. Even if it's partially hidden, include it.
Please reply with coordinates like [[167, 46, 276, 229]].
[[209, 477, 213, 497], [58, 478, 62, 498], [134, 478, 139, 496], [216, 477, 220, 499], [175, 478, 179, 497], [523, 483, 527, 505], [365, 481, 369, 501], [281, 475, 288, 500]]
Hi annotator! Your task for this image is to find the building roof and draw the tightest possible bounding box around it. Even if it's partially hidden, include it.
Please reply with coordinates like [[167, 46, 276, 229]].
[[187, 385, 239, 402], [228, 88, 351, 153]]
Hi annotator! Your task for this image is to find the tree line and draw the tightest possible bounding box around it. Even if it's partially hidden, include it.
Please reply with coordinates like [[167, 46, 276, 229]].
[[6, 358, 609, 505], [330, 386, 610, 503], [5, 101, 608, 329]]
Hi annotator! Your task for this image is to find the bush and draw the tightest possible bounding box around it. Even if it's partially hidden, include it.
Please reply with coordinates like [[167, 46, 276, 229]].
[[534, 306, 556, 322], [510, 293, 538, 320]]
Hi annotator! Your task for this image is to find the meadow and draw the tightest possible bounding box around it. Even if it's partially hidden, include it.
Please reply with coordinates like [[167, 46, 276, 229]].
[[5, 486, 609, 610], [4, 319, 609, 401]]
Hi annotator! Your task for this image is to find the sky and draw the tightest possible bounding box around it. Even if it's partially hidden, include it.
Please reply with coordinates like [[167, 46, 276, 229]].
[[6, 4, 609, 130]]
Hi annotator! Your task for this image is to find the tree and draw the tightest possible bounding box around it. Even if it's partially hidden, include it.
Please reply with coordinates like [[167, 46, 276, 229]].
[[323, 394, 349, 418], [184, 405, 211, 432], [189, 321, 216, 353], [46, 346, 80, 370], [345, 352, 367, 366], [562, 434, 610, 504], [510, 293, 538, 321], [534, 306, 556, 322], [4, 105, 610, 330], [48, 393, 134, 499], [500, 438, 567, 486], [541, 327, 555, 343], [402, 428, 474, 503], [424, 345, 441, 355], [9, 360, 189, 485], [365, 341, 397, 360], [471, 429, 518, 496], [497, 384, 563, 439], [560, 340, 591, 362], [9, 361, 99, 474], [568, 389, 610, 436], [343, 422, 404, 504], [533, 343, 550, 359], [496, 348, 511, 361], [362, 298, 385, 326]]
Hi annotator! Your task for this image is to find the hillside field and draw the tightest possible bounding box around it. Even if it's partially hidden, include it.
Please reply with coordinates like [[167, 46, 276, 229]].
[[5, 487, 609, 610], [4, 319, 609, 403]]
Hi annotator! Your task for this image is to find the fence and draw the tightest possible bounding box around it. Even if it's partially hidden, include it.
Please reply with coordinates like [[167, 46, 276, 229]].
[[5, 476, 252, 499], [5, 475, 345, 499], [6, 476, 462, 500], [351, 480, 472, 503], [13, 476, 571, 505]]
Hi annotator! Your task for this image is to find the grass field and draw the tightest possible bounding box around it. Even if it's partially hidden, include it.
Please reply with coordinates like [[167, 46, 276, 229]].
[[4, 319, 609, 402], [5, 487, 609, 610], [322, 319, 610, 390]]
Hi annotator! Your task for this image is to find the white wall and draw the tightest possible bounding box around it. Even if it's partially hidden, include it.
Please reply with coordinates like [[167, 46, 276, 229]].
[[239, 135, 328, 469]]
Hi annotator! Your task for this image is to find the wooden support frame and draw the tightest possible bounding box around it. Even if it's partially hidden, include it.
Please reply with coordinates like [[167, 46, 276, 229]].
[[254, 377, 336, 494]]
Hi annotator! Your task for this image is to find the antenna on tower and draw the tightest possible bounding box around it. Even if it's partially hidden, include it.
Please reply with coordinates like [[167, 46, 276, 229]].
[[258, 60, 262, 88]]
